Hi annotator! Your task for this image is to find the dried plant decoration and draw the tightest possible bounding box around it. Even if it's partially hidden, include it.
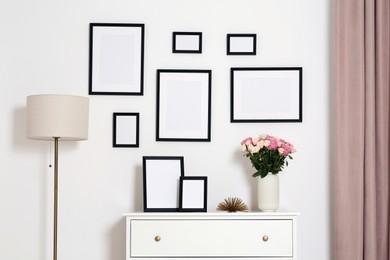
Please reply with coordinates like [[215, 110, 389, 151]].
[[217, 197, 248, 212]]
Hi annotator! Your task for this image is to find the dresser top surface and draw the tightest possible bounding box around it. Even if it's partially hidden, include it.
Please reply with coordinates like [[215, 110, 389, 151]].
[[124, 212, 300, 218]]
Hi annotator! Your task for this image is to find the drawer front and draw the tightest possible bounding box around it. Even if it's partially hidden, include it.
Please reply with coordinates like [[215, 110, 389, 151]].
[[130, 219, 293, 257]]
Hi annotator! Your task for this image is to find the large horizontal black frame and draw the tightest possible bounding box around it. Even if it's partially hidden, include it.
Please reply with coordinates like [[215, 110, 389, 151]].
[[89, 23, 145, 95], [179, 176, 208, 212], [231, 67, 303, 123], [156, 69, 212, 142], [113, 112, 139, 148], [227, 34, 257, 55], [143, 156, 184, 212], [172, 32, 202, 53]]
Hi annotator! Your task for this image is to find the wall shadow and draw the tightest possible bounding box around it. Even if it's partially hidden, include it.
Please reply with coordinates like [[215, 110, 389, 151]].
[[232, 148, 257, 210], [109, 217, 126, 260], [133, 164, 143, 212]]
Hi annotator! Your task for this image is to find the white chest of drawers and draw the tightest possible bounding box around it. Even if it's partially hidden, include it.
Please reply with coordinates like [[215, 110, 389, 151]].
[[124, 212, 299, 260]]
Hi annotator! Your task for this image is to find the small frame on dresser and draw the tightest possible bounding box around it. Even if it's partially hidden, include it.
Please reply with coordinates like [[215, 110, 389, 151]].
[[143, 156, 184, 212], [172, 32, 202, 53], [113, 112, 139, 148], [179, 176, 207, 212], [231, 67, 303, 122], [227, 34, 257, 55], [156, 69, 212, 142], [89, 23, 145, 95]]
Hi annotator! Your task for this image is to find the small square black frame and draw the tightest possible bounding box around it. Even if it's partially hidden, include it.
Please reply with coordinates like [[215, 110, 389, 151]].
[[179, 176, 208, 212], [172, 32, 202, 53], [227, 33, 257, 55], [113, 112, 139, 147]]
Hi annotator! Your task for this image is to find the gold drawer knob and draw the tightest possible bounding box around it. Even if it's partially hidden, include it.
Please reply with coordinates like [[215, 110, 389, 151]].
[[154, 236, 161, 242], [262, 235, 269, 242]]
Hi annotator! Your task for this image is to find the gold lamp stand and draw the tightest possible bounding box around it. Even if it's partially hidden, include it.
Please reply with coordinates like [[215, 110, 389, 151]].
[[53, 137, 59, 260], [26, 94, 89, 260]]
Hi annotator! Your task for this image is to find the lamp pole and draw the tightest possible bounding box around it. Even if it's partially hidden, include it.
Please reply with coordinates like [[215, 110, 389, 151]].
[[53, 137, 59, 260]]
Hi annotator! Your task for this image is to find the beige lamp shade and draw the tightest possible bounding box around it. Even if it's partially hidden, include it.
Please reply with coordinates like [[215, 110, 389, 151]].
[[27, 94, 89, 141]]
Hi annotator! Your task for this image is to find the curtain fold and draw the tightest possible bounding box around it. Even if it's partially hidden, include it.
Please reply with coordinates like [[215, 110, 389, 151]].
[[334, 0, 390, 259]]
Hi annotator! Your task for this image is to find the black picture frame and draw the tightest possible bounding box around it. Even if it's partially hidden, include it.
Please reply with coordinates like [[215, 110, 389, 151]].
[[143, 156, 184, 212], [156, 69, 212, 142], [227, 33, 257, 55], [172, 32, 202, 53], [231, 67, 303, 122], [89, 23, 145, 95], [113, 112, 139, 148], [179, 176, 208, 212]]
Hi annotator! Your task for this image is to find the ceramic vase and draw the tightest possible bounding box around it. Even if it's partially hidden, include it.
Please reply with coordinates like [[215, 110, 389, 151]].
[[257, 173, 279, 212]]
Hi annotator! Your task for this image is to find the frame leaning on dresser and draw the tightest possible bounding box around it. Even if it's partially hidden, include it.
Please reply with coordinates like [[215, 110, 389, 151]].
[[124, 212, 299, 260]]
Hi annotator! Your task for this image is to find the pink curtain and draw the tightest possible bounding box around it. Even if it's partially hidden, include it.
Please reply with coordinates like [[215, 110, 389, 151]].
[[334, 0, 390, 259]]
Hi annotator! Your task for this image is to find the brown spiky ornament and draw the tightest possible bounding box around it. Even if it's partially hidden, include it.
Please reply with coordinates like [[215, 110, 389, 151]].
[[217, 197, 248, 212]]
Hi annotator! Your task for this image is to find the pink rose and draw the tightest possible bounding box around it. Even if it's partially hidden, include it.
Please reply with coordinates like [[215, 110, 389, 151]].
[[267, 136, 278, 150], [241, 137, 252, 145], [281, 142, 296, 156], [277, 138, 285, 148]]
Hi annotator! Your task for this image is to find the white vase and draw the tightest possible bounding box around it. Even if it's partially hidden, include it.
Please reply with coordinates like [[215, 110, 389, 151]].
[[257, 173, 279, 212]]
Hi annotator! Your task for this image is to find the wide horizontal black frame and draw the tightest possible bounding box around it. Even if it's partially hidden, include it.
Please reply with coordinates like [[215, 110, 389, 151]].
[[231, 67, 303, 123]]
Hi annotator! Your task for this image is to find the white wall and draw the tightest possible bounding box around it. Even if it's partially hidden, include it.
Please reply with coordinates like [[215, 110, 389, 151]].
[[0, 0, 330, 259]]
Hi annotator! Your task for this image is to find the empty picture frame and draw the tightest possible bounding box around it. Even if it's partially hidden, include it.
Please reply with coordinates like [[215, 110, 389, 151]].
[[156, 69, 212, 142], [227, 34, 257, 55], [113, 112, 139, 147], [172, 32, 202, 53], [89, 23, 144, 95], [143, 156, 184, 212], [179, 176, 207, 212], [231, 67, 303, 122]]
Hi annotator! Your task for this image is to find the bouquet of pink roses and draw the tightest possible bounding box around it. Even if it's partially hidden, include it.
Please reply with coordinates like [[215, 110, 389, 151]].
[[241, 134, 296, 178]]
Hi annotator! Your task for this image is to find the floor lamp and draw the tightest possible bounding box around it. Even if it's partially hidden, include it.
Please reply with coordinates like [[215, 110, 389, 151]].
[[26, 94, 89, 260]]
